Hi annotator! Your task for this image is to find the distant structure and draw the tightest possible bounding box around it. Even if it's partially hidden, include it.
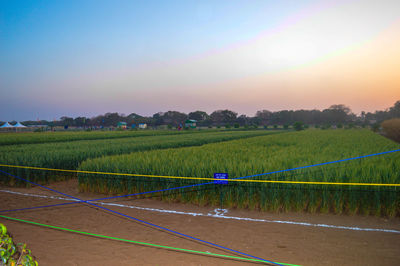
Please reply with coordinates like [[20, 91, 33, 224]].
[[0, 122, 27, 132], [138, 123, 147, 129], [185, 119, 197, 128], [117, 122, 127, 129], [0, 122, 13, 128], [13, 122, 26, 128]]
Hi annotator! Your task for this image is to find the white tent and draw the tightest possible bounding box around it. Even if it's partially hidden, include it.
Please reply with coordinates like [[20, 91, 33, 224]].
[[13, 122, 26, 128], [0, 122, 13, 128]]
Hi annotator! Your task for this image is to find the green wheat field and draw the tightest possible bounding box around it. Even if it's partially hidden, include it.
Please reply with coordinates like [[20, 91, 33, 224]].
[[1, 129, 399, 216]]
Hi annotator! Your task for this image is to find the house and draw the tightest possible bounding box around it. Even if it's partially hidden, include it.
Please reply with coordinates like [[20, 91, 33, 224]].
[[117, 122, 127, 129], [138, 123, 147, 129], [185, 119, 197, 128]]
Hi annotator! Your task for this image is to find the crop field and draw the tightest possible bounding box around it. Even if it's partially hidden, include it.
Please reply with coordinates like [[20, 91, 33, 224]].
[[78, 129, 400, 216], [0, 130, 279, 185], [1, 128, 400, 265]]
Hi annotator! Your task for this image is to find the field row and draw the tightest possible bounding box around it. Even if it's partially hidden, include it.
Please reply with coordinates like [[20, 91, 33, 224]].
[[78, 130, 400, 216], [0, 129, 218, 146]]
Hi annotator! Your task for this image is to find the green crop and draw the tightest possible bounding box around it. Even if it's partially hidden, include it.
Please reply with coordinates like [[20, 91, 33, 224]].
[[0, 129, 215, 146], [79, 129, 400, 216], [0, 130, 280, 185]]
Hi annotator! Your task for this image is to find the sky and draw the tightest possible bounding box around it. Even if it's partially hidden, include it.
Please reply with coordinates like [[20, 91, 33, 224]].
[[1, 0, 399, 121]]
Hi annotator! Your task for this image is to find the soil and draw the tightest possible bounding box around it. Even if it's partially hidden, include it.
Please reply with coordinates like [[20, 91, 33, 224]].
[[1, 179, 399, 266]]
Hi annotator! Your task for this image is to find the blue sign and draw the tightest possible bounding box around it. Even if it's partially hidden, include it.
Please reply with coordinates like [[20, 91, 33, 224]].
[[214, 173, 228, 184]]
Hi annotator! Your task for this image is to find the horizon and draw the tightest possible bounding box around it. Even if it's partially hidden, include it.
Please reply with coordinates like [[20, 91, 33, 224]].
[[1, 100, 398, 122], [1, 0, 400, 121]]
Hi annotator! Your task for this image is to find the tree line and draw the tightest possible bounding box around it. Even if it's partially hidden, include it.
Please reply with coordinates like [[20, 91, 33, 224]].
[[15, 100, 400, 128]]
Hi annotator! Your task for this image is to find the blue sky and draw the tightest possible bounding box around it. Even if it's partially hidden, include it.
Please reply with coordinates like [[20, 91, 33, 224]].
[[1, 0, 399, 121]]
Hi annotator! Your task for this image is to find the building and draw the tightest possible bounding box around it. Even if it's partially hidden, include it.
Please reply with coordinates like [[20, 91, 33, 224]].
[[185, 119, 197, 128], [117, 122, 127, 129]]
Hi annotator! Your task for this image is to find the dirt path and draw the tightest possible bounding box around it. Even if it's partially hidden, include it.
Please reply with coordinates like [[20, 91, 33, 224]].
[[1, 180, 399, 266]]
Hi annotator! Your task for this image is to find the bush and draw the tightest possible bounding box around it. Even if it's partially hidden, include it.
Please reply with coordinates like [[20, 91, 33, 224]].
[[234, 123, 240, 128], [381, 118, 400, 142], [273, 125, 278, 129], [293, 121, 304, 131], [283, 124, 289, 129], [225, 124, 231, 129]]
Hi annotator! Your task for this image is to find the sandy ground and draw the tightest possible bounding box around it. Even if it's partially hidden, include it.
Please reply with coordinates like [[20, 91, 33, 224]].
[[0, 180, 399, 266]]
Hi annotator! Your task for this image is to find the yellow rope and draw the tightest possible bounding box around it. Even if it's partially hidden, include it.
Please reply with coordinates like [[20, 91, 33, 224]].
[[0, 163, 399, 187]]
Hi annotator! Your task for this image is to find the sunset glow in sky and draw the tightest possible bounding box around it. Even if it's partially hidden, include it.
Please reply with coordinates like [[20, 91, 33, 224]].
[[1, 0, 399, 120]]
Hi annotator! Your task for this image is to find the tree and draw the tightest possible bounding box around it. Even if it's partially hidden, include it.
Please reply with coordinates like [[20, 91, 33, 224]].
[[236, 114, 250, 126], [152, 112, 164, 126], [210, 110, 237, 125], [74, 117, 88, 127], [255, 110, 272, 126], [322, 104, 352, 124], [389, 101, 400, 118], [60, 116, 74, 126], [188, 111, 209, 122], [160, 111, 187, 127]]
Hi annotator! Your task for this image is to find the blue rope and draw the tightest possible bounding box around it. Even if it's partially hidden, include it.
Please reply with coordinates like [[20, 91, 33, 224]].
[[1, 149, 399, 214], [0, 169, 281, 266], [237, 149, 400, 180]]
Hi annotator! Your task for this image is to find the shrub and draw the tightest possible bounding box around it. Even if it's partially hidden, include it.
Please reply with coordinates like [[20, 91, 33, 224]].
[[293, 121, 304, 131], [381, 118, 400, 142], [372, 123, 380, 132], [0, 223, 38, 266]]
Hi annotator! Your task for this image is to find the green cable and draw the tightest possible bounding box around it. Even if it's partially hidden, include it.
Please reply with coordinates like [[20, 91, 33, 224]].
[[0, 214, 300, 266]]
